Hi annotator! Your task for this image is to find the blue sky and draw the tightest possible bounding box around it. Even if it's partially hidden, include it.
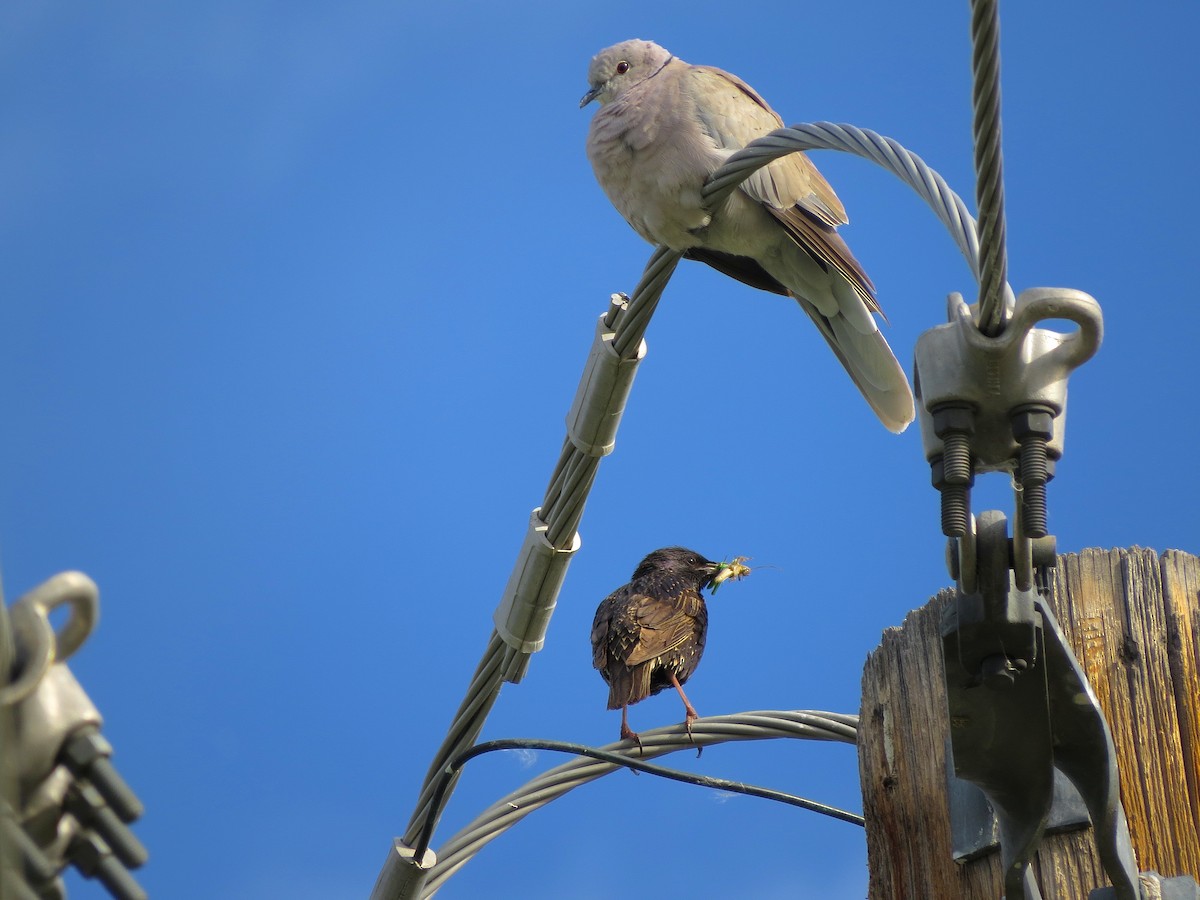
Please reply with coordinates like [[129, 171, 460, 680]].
[[2, 3, 1197, 898]]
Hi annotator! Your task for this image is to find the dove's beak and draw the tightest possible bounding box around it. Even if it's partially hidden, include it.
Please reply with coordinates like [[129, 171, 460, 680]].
[[579, 86, 601, 108]]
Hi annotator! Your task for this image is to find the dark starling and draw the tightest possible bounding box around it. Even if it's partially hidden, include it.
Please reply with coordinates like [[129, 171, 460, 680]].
[[590, 547, 733, 748]]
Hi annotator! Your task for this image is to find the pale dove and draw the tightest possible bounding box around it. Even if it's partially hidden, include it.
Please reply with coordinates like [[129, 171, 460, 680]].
[[582, 39, 914, 433]]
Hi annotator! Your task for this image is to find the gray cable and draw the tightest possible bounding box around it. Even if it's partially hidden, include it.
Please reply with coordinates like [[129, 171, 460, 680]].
[[403, 635, 507, 843], [420, 710, 858, 897], [970, 0, 1009, 336], [704, 121, 1012, 313], [412, 736, 864, 864]]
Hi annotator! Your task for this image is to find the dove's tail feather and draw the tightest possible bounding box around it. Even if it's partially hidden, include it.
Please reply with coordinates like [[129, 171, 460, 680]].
[[794, 296, 915, 433]]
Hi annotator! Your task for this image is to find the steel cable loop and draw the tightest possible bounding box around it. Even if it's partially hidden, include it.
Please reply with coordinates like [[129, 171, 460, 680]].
[[970, 0, 1009, 336], [420, 710, 858, 897], [702, 122, 1014, 313]]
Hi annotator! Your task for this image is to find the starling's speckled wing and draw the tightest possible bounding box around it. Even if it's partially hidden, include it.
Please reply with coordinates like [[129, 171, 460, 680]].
[[621, 591, 704, 667], [590, 588, 623, 675], [591, 584, 708, 710]]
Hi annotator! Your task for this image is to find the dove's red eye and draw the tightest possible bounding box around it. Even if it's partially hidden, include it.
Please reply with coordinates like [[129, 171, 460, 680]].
[[615, 61, 630, 75]]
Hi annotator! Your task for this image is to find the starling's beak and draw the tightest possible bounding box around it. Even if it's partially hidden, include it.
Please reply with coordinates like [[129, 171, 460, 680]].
[[579, 85, 601, 108], [702, 561, 723, 591]]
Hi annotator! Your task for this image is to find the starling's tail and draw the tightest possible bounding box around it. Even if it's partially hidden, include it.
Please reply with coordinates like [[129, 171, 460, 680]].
[[607, 665, 652, 710], [606, 673, 631, 710]]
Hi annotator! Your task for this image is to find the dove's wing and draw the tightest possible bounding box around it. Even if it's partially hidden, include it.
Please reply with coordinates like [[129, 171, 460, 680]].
[[683, 64, 914, 432], [688, 65, 879, 313]]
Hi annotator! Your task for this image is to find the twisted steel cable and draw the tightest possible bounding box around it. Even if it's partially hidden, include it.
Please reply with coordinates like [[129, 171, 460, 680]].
[[705, 122, 1008, 307], [969, 0, 1009, 336], [420, 710, 858, 897], [403, 635, 508, 843]]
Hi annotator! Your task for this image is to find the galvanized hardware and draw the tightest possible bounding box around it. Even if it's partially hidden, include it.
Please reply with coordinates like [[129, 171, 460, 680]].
[[492, 508, 581, 683], [1, 573, 146, 899], [916, 287, 1102, 588], [941, 512, 1139, 900]]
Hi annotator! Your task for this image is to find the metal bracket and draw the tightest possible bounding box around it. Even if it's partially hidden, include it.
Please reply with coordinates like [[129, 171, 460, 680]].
[[941, 511, 1139, 900], [947, 752, 1090, 862], [918, 284, 1150, 896]]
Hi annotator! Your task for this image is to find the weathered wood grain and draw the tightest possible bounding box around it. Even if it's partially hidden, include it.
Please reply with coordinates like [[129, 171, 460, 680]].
[[859, 549, 1200, 898], [1160, 551, 1200, 851]]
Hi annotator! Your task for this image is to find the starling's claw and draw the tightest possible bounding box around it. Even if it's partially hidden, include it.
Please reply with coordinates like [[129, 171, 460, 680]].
[[619, 706, 644, 756], [620, 724, 643, 756], [684, 709, 703, 758]]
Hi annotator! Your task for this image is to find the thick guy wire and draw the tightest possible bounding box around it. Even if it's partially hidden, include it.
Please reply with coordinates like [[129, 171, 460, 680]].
[[411, 735, 863, 864], [970, 0, 1009, 335], [418, 711, 859, 897]]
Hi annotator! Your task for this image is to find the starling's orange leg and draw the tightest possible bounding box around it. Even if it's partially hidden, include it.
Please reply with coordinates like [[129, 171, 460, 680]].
[[619, 705, 643, 755], [671, 674, 700, 743]]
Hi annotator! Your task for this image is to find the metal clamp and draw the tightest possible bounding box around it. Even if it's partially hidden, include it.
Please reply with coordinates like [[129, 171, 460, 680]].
[[1, 573, 147, 900], [916, 284, 1150, 897], [915, 288, 1102, 587], [369, 840, 436, 900], [1, 572, 98, 707], [566, 310, 647, 457], [492, 508, 581, 683]]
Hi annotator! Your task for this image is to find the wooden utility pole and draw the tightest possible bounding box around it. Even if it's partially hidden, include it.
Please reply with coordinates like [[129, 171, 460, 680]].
[[858, 548, 1200, 898]]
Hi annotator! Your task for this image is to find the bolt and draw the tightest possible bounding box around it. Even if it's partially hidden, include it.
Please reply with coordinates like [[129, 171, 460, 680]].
[[940, 474, 970, 537], [980, 654, 1028, 689], [1012, 406, 1055, 538], [932, 405, 976, 537]]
